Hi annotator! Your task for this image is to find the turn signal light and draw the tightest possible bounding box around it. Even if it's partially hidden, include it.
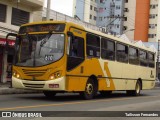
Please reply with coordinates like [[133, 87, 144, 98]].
[[49, 71, 62, 80], [13, 70, 21, 79]]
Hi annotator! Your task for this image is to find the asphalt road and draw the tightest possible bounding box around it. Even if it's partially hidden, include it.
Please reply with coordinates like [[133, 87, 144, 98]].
[[0, 89, 160, 120]]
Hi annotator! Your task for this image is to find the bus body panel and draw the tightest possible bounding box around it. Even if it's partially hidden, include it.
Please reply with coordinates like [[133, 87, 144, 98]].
[[12, 76, 66, 91], [10, 21, 156, 94]]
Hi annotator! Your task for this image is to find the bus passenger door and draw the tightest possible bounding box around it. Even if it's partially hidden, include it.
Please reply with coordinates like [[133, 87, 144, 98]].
[[66, 33, 85, 91], [67, 36, 84, 71]]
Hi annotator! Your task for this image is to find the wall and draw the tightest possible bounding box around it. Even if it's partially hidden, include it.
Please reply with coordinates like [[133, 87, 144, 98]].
[[134, 0, 150, 42]]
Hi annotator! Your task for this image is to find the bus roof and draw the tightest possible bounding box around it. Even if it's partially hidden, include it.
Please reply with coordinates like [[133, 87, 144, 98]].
[[21, 21, 156, 53]]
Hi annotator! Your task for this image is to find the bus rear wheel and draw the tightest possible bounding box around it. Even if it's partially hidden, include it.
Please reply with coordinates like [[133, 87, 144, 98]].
[[80, 78, 97, 100], [43, 91, 56, 98], [126, 80, 141, 96]]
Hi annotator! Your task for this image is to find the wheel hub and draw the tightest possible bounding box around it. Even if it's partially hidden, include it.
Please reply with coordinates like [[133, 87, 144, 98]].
[[86, 83, 93, 95], [136, 83, 140, 94]]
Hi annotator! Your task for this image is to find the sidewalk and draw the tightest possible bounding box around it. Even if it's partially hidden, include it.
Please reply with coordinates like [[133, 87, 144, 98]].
[[0, 82, 42, 95]]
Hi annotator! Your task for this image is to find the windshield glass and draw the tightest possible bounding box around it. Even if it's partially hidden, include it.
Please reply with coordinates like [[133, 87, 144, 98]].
[[16, 34, 65, 67]]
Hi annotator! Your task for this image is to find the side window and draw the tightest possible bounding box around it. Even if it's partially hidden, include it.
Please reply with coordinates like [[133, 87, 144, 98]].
[[116, 43, 128, 63], [101, 38, 115, 60], [86, 33, 100, 58], [67, 36, 84, 71], [148, 52, 155, 68], [129, 47, 139, 65], [70, 37, 84, 58], [139, 50, 148, 67]]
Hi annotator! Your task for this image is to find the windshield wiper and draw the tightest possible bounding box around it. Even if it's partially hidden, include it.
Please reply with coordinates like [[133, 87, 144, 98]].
[[40, 31, 52, 47]]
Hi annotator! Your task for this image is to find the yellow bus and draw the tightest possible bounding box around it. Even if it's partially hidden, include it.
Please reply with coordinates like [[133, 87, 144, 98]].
[[6, 21, 156, 100]]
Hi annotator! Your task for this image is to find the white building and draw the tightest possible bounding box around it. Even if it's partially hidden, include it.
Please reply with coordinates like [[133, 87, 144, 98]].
[[0, 0, 44, 83], [73, 0, 98, 25]]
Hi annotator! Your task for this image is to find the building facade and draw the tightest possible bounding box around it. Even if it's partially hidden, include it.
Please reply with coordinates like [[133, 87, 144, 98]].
[[73, 0, 160, 42], [0, 0, 44, 83], [73, 0, 98, 25], [73, 0, 126, 35]]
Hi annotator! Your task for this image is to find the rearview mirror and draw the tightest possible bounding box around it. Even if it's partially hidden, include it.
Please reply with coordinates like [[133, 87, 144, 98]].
[[6, 33, 17, 51]]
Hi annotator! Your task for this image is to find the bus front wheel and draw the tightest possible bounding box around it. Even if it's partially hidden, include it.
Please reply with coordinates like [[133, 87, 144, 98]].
[[43, 91, 56, 98], [126, 80, 141, 96], [80, 78, 97, 100]]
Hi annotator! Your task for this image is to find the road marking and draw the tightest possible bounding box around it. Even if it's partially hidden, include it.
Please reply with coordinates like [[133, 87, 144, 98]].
[[0, 95, 160, 111]]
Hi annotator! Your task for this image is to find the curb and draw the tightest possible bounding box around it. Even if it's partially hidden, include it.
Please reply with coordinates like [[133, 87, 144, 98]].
[[0, 88, 42, 95]]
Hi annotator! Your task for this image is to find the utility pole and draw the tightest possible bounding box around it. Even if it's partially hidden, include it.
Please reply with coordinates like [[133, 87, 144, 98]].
[[46, 0, 51, 20]]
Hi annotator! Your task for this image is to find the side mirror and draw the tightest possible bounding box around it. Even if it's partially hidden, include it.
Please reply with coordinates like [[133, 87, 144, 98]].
[[6, 33, 17, 51]]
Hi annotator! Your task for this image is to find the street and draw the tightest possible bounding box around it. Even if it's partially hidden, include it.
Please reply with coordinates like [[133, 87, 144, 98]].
[[0, 89, 160, 112]]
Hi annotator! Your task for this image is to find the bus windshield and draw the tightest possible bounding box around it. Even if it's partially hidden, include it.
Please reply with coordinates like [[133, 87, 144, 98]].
[[16, 33, 65, 67]]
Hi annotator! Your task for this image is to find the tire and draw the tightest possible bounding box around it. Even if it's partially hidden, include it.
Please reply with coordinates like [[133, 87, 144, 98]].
[[80, 78, 97, 100], [100, 91, 112, 97], [126, 80, 141, 96], [43, 91, 56, 98]]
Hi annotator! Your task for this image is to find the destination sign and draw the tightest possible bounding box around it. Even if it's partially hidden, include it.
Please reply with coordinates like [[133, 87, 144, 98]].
[[19, 24, 65, 34]]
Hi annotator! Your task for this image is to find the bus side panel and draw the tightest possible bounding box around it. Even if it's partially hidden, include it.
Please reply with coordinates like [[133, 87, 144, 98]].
[[66, 76, 88, 92], [106, 60, 125, 90], [123, 64, 136, 90], [66, 58, 116, 91]]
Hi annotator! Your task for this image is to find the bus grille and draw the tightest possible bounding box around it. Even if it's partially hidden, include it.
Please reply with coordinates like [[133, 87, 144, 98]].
[[23, 83, 44, 88], [22, 69, 47, 77]]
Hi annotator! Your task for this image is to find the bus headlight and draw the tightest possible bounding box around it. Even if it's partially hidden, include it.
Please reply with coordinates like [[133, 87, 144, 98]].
[[49, 71, 62, 80], [13, 71, 21, 79]]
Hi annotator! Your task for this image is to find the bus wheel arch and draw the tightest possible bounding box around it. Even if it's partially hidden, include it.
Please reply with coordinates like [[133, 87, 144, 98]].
[[138, 78, 142, 90], [126, 79, 142, 96], [80, 75, 98, 100]]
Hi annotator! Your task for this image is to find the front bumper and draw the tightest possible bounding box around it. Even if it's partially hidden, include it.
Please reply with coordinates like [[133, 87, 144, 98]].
[[12, 76, 66, 91]]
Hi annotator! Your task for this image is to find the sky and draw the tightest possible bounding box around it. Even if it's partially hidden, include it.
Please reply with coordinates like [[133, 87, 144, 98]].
[[44, 0, 73, 17]]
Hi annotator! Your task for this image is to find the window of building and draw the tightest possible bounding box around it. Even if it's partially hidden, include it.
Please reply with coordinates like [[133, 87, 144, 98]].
[[90, 5, 93, 10], [139, 50, 148, 67], [116, 6, 121, 9], [90, 14, 92, 19], [116, 43, 128, 63], [148, 53, 155, 68], [11, 8, 29, 26], [125, 0, 128, 3], [129, 47, 139, 65], [149, 14, 156, 19], [0, 4, 7, 22], [86, 33, 100, 58], [123, 17, 127, 21], [117, 24, 119, 28], [94, 16, 97, 20], [150, 5, 156, 9], [94, 7, 97, 12], [148, 34, 155, 38], [100, 0, 104, 3], [101, 38, 115, 60], [99, 17, 103, 21]]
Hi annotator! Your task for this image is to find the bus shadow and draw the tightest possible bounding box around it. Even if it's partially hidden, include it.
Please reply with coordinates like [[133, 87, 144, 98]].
[[17, 92, 149, 102]]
